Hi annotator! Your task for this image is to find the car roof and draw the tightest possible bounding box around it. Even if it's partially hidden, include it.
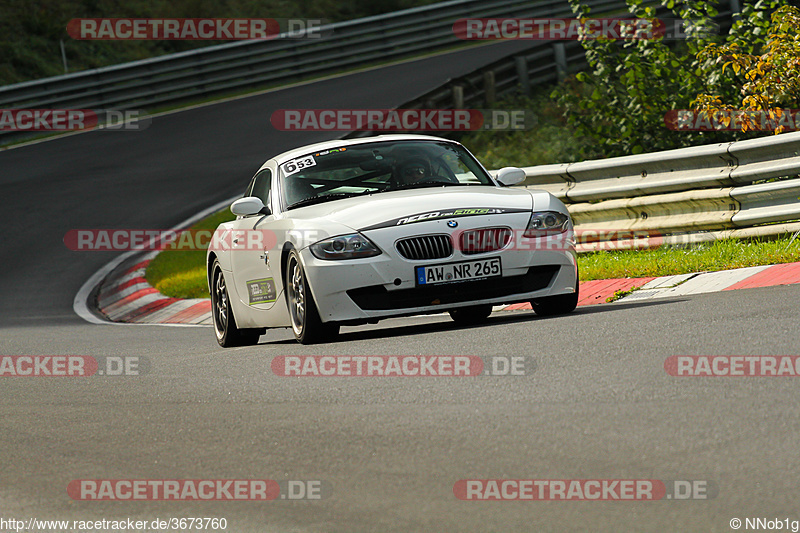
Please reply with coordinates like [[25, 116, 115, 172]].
[[259, 134, 458, 171]]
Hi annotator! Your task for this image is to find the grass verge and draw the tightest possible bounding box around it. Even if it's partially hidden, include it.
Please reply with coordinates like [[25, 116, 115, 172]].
[[580, 236, 800, 281], [144, 208, 235, 299]]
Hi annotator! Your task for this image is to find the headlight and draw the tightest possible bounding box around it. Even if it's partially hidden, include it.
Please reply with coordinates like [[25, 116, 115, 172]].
[[309, 233, 382, 260], [523, 211, 570, 238]]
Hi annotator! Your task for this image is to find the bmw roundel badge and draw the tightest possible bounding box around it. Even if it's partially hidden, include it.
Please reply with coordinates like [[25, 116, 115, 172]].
[[447, 220, 458, 228]]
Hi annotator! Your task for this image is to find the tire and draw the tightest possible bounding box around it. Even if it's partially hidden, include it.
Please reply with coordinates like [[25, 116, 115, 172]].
[[211, 260, 262, 347], [449, 304, 493, 325], [530, 279, 579, 317], [285, 249, 339, 344]]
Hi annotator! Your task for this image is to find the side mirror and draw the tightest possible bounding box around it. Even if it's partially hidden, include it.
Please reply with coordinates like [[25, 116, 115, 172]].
[[495, 167, 526, 187], [231, 196, 271, 216]]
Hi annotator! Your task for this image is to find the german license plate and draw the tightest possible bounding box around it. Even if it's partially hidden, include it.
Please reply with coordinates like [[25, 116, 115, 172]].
[[415, 257, 502, 286]]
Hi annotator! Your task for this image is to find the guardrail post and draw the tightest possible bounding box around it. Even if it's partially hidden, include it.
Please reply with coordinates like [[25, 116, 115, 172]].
[[552, 43, 567, 81], [59, 40, 68, 74], [729, 0, 741, 20], [515, 56, 530, 94], [483, 71, 496, 105], [452, 85, 464, 109]]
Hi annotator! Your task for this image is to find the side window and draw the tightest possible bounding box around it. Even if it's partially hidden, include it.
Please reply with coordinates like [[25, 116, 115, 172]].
[[248, 169, 272, 209]]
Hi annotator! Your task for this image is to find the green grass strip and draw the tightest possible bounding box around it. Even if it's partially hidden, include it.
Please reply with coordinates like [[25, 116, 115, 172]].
[[580, 236, 800, 281], [144, 208, 234, 299]]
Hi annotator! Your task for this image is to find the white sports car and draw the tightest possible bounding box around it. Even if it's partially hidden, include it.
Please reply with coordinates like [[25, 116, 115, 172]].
[[207, 134, 578, 345]]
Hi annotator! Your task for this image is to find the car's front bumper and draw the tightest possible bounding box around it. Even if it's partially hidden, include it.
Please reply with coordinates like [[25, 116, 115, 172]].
[[300, 225, 577, 324]]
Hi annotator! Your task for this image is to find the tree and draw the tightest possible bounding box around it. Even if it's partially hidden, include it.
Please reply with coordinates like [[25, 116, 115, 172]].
[[552, 0, 786, 157], [694, 4, 800, 134]]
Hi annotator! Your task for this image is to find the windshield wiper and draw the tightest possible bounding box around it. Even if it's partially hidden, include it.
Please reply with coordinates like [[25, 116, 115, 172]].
[[286, 191, 371, 210]]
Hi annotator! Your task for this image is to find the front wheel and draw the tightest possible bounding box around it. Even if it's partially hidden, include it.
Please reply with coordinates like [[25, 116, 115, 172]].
[[211, 260, 262, 347], [530, 280, 579, 317], [285, 250, 339, 344]]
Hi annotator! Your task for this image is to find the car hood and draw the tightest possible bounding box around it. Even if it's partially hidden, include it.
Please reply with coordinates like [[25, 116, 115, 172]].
[[282, 187, 536, 231]]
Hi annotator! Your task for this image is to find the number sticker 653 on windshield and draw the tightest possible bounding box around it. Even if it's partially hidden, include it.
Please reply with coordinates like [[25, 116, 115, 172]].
[[281, 155, 316, 176]]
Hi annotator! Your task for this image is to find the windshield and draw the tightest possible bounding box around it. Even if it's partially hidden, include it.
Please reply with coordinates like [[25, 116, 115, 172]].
[[280, 140, 494, 210]]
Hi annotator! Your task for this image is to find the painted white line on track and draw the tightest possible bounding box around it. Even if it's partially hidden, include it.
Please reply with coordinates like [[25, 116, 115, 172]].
[[639, 273, 698, 290], [73, 194, 239, 326], [653, 265, 772, 298]]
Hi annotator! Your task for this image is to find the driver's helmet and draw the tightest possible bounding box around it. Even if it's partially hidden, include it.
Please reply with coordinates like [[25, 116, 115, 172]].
[[396, 154, 433, 184]]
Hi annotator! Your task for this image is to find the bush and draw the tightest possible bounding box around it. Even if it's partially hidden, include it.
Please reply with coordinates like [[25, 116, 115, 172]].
[[551, 0, 787, 157]]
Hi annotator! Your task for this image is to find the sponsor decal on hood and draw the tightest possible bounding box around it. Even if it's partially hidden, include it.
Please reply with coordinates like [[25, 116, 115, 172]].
[[359, 207, 529, 231]]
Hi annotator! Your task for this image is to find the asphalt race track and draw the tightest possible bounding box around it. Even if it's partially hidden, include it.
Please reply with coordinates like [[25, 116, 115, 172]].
[[2, 41, 800, 532]]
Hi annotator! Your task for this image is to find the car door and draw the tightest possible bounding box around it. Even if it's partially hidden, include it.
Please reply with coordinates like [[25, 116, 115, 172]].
[[229, 167, 281, 311]]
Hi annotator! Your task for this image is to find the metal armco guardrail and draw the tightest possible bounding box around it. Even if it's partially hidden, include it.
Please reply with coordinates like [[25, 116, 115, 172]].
[[569, 179, 800, 231], [517, 131, 800, 203], [523, 131, 800, 247], [732, 179, 800, 227], [0, 0, 630, 114]]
